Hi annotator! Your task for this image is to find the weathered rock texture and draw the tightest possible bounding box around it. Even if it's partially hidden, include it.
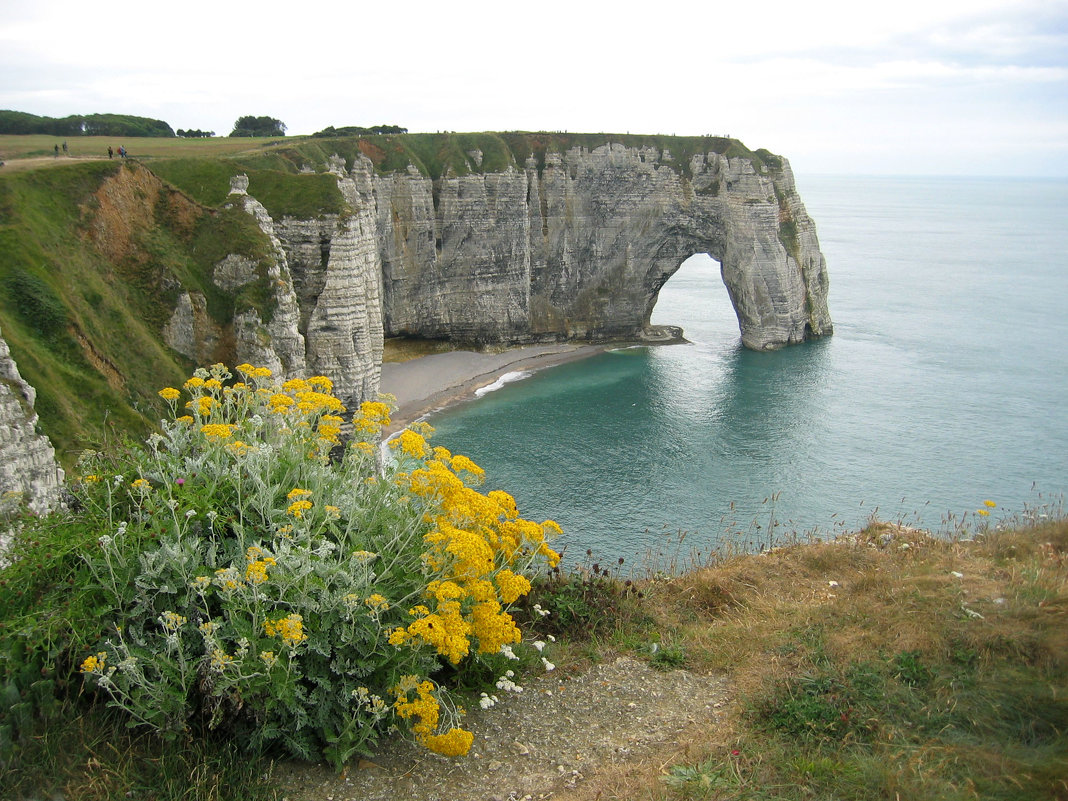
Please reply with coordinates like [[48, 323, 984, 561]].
[[374, 144, 831, 350], [0, 326, 64, 518], [163, 171, 384, 411], [164, 142, 828, 416]]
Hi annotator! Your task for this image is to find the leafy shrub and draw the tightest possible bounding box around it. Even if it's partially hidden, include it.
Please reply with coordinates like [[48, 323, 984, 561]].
[[4, 363, 560, 769]]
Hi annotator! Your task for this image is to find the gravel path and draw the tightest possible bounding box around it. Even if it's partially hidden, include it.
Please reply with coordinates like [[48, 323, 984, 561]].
[[277, 656, 731, 801]]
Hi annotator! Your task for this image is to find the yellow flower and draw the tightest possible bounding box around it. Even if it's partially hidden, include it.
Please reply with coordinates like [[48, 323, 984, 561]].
[[236, 363, 272, 379], [450, 454, 485, 480], [495, 569, 532, 604], [210, 648, 234, 671], [308, 375, 334, 392], [260, 650, 278, 668], [245, 558, 276, 585], [201, 423, 236, 439], [393, 679, 440, 737], [977, 509, 989, 517], [364, 593, 390, 611], [983, 500, 997, 508], [130, 478, 151, 491], [423, 728, 474, 757], [267, 393, 295, 414], [158, 387, 181, 402], [213, 567, 241, 591], [265, 613, 307, 648], [183, 376, 205, 390], [282, 378, 311, 394], [159, 610, 187, 632], [176, 415, 194, 425], [80, 652, 107, 674], [287, 500, 312, 518], [390, 428, 429, 459], [287, 488, 313, 500]]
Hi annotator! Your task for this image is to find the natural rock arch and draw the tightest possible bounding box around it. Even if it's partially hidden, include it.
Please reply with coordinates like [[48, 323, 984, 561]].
[[374, 143, 831, 351]]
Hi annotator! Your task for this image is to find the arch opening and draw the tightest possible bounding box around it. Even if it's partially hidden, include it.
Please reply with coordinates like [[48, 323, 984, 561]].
[[649, 253, 740, 345]]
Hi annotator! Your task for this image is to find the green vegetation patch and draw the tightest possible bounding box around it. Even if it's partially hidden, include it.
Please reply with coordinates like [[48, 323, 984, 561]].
[[1, 369, 562, 791], [151, 157, 344, 219]]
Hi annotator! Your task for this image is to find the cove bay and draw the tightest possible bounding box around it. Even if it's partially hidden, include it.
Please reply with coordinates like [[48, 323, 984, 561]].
[[427, 175, 1068, 567]]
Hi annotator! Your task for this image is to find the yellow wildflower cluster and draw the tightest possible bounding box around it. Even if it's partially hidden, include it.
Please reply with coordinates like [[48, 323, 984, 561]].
[[264, 613, 307, 648], [287, 499, 313, 518], [236, 363, 272, 380], [130, 478, 151, 491], [244, 544, 277, 585], [392, 677, 472, 757], [166, 364, 361, 458], [364, 593, 390, 611], [423, 728, 475, 758], [80, 651, 107, 674], [201, 423, 236, 439], [386, 426, 560, 664], [210, 648, 234, 671], [213, 567, 241, 591], [390, 428, 430, 459], [159, 610, 187, 633], [354, 400, 391, 436]]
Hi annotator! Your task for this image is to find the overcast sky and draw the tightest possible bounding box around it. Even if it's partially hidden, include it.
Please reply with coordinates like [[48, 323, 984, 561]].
[[2, 0, 1066, 177]]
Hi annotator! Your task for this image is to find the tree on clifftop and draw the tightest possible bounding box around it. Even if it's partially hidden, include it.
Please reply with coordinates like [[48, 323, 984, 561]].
[[229, 115, 286, 137]]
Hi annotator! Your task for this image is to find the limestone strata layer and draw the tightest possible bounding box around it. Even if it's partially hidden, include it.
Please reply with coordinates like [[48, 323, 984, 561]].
[[374, 144, 832, 350], [0, 325, 64, 519], [168, 142, 829, 414]]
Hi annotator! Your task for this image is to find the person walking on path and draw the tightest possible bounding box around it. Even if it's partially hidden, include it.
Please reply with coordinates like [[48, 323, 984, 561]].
[[62, 141, 68, 156], [107, 146, 113, 159], [54, 144, 59, 158]]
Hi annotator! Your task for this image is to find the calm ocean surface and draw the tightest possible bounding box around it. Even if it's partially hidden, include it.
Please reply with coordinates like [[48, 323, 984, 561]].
[[428, 176, 1068, 567]]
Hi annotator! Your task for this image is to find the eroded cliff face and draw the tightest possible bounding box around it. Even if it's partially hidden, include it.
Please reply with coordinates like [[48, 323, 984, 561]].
[[164, 170, 383, 410], [374, 143, 831, 350], [0, 326, 64, 520], [164, 142, 828, 418]]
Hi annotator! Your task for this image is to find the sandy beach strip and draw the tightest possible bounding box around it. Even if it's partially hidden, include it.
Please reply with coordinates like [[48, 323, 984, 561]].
[[379, 342, 607, 433]]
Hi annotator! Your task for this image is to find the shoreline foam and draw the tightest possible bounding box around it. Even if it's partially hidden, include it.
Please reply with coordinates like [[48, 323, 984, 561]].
[[379, 342, 609, 434]]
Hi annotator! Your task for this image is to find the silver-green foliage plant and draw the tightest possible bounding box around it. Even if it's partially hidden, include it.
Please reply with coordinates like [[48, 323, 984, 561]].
[[71, 363, 561, 767]]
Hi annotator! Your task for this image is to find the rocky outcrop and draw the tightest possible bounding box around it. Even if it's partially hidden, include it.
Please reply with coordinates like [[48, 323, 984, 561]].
[[0, 326, 64, 519], [231, 169, 383, 409], [375, 144, 831, 350], [164, 140, 827, 414]]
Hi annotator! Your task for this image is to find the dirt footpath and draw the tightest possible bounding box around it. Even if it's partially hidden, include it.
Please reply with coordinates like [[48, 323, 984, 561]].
[[277, 656, 731, 801]]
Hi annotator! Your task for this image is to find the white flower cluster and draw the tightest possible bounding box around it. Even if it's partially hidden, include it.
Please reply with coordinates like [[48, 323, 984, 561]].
[[496, 669, 523, 693]]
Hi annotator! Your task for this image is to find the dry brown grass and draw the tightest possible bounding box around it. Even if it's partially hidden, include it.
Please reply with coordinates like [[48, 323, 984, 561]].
[[549, 517, 1068, 800]]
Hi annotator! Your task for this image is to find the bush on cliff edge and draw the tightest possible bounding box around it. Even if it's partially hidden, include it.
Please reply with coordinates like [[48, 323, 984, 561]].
[[0, 363, 560, 772]]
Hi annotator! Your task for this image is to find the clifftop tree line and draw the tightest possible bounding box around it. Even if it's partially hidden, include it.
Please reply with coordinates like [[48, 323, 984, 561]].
[[1, 110, 407, 139]]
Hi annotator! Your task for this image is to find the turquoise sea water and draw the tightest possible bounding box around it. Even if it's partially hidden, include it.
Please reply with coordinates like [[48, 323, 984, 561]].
[[428, 176, 1068, 566]]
